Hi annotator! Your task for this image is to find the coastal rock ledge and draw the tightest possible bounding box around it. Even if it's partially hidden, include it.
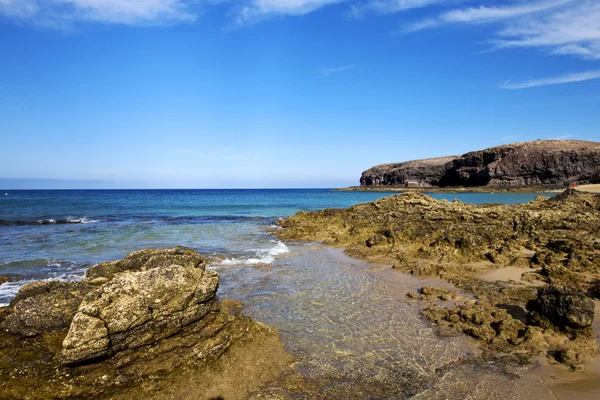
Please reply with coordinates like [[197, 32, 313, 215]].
[[0, 247, 291, 400], [276, 189, 600, 368], [360, 140, 600, 188]]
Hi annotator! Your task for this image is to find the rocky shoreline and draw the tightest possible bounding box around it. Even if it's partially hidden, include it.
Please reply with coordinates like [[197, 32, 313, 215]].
[[0, 247, 291, 399], [275, 189, 600, 369]]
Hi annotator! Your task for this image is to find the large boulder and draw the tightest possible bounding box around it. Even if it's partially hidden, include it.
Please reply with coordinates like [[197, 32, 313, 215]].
[[527, 285, 595, 330], [0, 248, 291, 400], [0, 247, 207, 338], [61, 264, 219, 364]]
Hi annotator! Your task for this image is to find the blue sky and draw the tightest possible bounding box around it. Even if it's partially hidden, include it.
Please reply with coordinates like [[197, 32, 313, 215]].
[[1, 0, 599, 189]]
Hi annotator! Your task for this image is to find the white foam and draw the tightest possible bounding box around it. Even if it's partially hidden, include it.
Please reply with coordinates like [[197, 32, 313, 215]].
[[217, 241, 289, 266], [0, 270, 86, 307], [268, 241, 289, 256], [67, 217, 100, 224]]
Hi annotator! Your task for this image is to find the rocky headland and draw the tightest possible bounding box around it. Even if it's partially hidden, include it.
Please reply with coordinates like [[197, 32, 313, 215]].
[[0, 247, 291, 400], [275, 189, 600, 368], [358, 140, 600, 190]]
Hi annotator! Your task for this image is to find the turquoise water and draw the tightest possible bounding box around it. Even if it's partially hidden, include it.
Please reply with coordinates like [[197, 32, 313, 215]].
[[0, 189, 549, 305]]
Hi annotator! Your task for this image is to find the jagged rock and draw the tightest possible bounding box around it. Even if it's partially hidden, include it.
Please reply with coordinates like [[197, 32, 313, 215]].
[[277, 189, 600, 367], [87, 246, 205, 280], [423, 299, 598, 367], [423, 301, 539, 350], [407, 286, 460, 301], [277, 189, 600, 293], [527, 285, 595, 330], [61, 265, 220, 364], [0, 248, 291, 399], [360, 140, 600, 188]]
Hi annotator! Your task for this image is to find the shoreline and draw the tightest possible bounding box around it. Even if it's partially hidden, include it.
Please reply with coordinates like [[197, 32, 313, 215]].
[[359, 253, 600, 399], [337, 184, 600, 194], [275, 189, 600, 372]]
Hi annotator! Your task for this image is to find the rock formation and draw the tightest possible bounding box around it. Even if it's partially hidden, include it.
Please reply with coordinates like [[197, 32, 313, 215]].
[[0, 247, 291, 400], [276, 189, 600, 367], [360, 140, 600, 188]]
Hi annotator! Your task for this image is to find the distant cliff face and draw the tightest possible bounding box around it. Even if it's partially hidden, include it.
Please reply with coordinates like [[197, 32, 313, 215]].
[[360, 140, 600, 188]]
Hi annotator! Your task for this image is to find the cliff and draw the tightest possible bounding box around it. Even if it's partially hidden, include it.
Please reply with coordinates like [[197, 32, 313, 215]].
[[360, 140, 600, 188]]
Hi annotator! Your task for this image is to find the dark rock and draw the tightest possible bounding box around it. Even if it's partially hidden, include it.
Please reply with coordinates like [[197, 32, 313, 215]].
[[360, 156, 457, 187], [360, 140, 600, 188], [526, 285, 595, 330]]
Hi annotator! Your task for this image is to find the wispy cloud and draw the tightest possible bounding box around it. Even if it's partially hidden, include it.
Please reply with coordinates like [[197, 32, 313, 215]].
[[320, 64, 355, 77], [441, 0, 571, 23], [402, 0, 600, 61], [347, 0, 442, 20], [500, 69, 600, 89], [236, 0, 346, 24], [492, 0, 600, 59], [0, 0, 196, 28]]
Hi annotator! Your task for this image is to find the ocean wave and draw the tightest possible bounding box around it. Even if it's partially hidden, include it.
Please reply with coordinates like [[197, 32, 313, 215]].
[[217, 241, 289, 266], [0, 217, 101, 226]]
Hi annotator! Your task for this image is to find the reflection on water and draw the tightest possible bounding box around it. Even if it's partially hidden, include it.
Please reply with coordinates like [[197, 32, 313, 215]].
[[216, 246, 557, 399]]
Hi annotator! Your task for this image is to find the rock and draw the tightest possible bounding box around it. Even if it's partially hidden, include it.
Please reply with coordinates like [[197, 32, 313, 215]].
[[0, 248, 291, 399], [86, 246, 205, 279], [407, 286, 460, 301], [0, 280, 94, 336], [277, 189, 600, 367], [61, 264, 219, 364], [360, 140, 600, 188], [277, 190, 600, 293], [360, 156, 457, 187], [423, 301, 532, 348], [527, 285, 595, 330], [0, 275, 16, 285]]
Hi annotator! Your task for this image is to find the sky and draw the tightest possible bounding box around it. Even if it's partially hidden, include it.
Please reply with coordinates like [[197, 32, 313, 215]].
[[1, 0, 599, 189]]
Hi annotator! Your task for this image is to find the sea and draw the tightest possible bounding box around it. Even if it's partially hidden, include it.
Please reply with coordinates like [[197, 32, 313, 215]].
[[3, 188, 575, 398], [0, 189, 547, 306]]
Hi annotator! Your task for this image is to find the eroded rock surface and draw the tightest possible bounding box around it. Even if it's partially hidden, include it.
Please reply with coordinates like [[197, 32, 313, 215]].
[[361, 140, 600, 188], [526, 285, 595, 331], [276, 189, 600, 367], [0, 247, 291, 400]]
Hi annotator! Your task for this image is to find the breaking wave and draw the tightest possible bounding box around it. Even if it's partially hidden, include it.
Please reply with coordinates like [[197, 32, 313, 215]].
[[218, 241, 289, 266]]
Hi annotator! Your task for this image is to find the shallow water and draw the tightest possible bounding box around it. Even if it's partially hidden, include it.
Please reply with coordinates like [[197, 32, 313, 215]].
[[217, 246, 559, 399]]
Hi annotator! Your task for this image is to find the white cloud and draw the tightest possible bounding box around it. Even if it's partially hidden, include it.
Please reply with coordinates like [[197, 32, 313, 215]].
[[401, 17, 438, 33], [402, 1, 600, 61], [0, 0, 196, 27], [236, 0, 345, 24], [441, 0, 571, 23], [320, 64, 355, 76], [347, 0, 443, 19], [500, 69, 600, 89], [493, 1, 600, 59]]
